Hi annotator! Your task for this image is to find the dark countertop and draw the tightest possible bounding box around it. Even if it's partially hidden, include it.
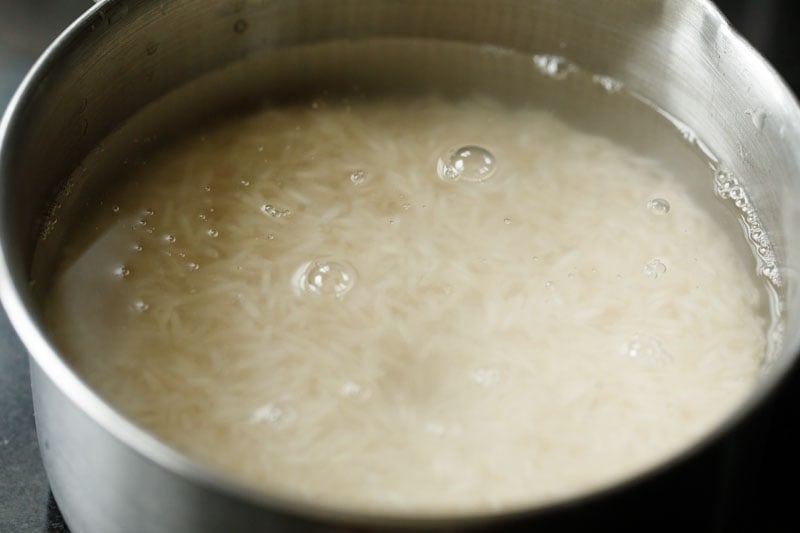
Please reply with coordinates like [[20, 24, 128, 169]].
[[1, 1, 799, 532]]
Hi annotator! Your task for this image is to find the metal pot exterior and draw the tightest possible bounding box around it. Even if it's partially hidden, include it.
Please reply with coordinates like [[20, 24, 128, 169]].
[[3, 1, 800, 531]]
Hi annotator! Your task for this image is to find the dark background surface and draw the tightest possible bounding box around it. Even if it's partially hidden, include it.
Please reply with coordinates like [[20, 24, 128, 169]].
[[1, 1, 799, 531]]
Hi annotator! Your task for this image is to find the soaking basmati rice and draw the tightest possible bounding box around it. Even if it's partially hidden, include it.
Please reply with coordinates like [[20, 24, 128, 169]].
[[46, 96, 766, 512]]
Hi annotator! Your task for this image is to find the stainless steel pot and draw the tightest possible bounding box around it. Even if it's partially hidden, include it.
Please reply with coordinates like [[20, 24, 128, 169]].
[[2, 0, 800, 531]]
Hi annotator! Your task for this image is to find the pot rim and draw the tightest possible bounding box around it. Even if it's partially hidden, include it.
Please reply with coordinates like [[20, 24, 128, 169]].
[[2, 0, 800, 527]]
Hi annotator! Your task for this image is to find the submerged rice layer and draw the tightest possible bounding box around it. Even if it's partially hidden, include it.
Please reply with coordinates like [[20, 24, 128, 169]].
[[48, 96, 765, 512]]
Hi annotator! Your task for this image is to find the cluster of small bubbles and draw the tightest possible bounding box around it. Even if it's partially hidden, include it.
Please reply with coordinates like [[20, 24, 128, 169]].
[[186, 261, 200, 271], [163, 234, 176, 244], [250, 402, 295, 430], [436, 145, 496, 183], [592, 74, 624, 93], [470, 368, 500, 387], [621, 335, 672, 366], [646, 198, 670, 215], [240, 179, 250, 187], [644, 258, 667, 279], [532, 54, 576, 79], [713, 166, 780, 286], [207, 228, 219, 238], [113, 265, 131, 279], [295, 260, 357, 298], [503, 217, 512, 225], [728, 186, 744, 201], [261, 204, 292, 218], [130, 300, 149, 313]]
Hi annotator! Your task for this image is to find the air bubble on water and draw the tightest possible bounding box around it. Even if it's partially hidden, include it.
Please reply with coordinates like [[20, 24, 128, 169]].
[[729, 187, 744, 201], [350, 170, 366, 185], [143, 208, 154, 216], [294, 260, 357, 298], [198, 213, 207, 221], [240, 179, 250, 187], [261, 204, 292, 218], [267, 233, 275, 240], [644, 258, 667, 279], [113, 265, 130, 278], [203, 185, 212, 193], [479, 44, 513, 57], [621, 335, 672, 366], [111, 205, 120, 213], [186, 261, 200, 271], [131, 300, 149, 313], [470, 368, 500, 386], [401, 203, 411, 211], [132, 243, 142, 252], [251, 402, 296, 429], [256, 145, 264, 152], [592, 74, 624, 93], [746, 109, 767, 130], [163, 234, 176, 243], [678, 124, 697, 143], [340, 381, 370, 399], [503, 217, 512, 225], [544, 280, 555, 289], [425, 421, 446, 436], [646, 198, 670, 215], [207, 228, 219, 238], [436, 145, 496, 183], [532, 54, 576, 79]]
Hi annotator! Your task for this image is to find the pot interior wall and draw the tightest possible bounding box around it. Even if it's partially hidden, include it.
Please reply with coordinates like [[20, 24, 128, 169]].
[[2, 0, 800, 523]]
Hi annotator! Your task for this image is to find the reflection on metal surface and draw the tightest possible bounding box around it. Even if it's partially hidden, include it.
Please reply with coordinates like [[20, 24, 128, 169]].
[[0, 3, 87, 532]]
